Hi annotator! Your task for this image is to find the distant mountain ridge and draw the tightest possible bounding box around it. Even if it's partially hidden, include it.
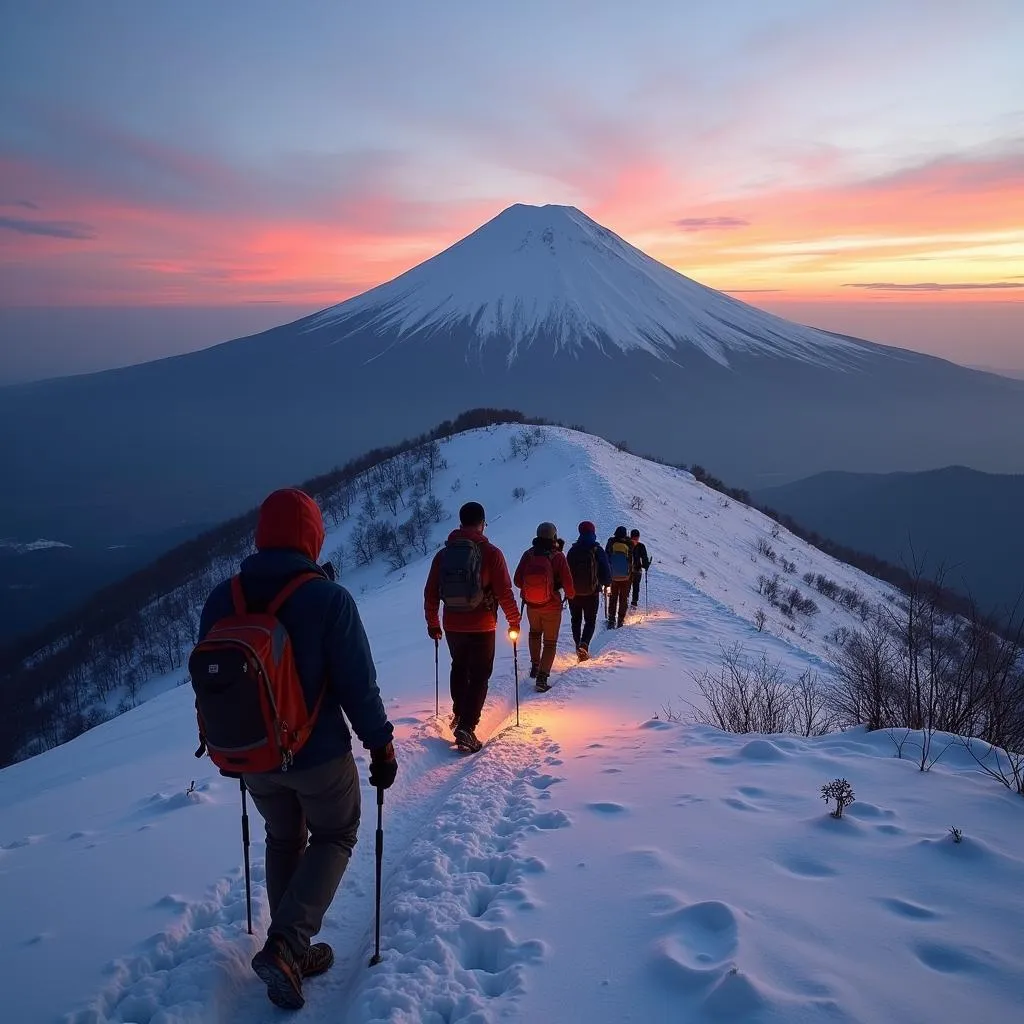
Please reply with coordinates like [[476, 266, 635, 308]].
[[756, 466, 1024, 617], [2, 202, 1024, 557]]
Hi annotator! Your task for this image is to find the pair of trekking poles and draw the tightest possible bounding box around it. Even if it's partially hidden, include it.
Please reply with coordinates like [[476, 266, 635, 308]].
[[235, 777, 388, 968]]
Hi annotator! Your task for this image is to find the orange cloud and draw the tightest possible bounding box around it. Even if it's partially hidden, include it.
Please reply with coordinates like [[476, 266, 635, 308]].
[[608, 150, 1024, 302]]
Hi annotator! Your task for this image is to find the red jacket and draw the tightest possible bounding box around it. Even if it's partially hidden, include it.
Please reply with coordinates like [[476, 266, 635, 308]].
[[424, 528, 521, 633], [513, 544, 575, 612]]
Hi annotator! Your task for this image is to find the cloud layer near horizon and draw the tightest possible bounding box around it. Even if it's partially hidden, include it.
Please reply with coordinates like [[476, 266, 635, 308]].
[[1, 0, 1022, 309]]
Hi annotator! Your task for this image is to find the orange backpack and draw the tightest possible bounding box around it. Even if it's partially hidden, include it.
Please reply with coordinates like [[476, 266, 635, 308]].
[[190, 573, 324, 773]]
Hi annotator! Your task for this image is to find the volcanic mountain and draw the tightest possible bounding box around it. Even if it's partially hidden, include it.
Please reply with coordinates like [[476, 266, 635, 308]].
[[2, 202, 1024, 544]]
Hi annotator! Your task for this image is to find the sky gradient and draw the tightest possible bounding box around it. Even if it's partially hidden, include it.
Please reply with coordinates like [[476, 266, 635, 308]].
[[1, 0, 1022, 380]]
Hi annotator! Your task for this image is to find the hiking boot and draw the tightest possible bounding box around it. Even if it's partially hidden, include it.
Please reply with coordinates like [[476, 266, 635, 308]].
[[617, 619, 625, 628], [301, 942, 335, 978], [454, 726, 483, 753], [535, 672, 552, 692], [630, 601, 638, 608], [529, 663, 538, 679], [252, 935, 304, 1009], [577, 644, 590, 662], [606, 619, 615, 630], [449, 712, 459, 732]]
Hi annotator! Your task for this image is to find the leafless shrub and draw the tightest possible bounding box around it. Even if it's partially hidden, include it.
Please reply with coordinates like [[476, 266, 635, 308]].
[[683, 644, 833, 737], [630, 495, 645, 512], [753, 609, 767, 632], [512, 486, 526, 502], [821, 778, 855, 818], [423, 495, 446, 523], [510, 427, 546, 460]]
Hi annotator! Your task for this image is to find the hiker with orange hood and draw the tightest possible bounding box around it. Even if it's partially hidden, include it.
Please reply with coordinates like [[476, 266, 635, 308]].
[[196, 488, 395, 1010]]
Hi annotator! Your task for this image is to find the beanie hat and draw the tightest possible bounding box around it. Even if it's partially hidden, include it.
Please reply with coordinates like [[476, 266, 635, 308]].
[[630, 529, 641, 539], [615, 525, 628, 539], [537, 522, 558, 541], [578, 520, 596, 535], [459, 501, 486, 527], [255, 488, 325, 562]]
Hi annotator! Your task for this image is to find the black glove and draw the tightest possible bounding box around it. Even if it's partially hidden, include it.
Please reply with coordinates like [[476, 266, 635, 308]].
[[369, 742, 397, 789], [428, 625, 443, 641]]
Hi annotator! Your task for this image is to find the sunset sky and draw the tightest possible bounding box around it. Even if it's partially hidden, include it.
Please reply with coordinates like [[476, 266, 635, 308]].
[[1, 0, 1022, 379]]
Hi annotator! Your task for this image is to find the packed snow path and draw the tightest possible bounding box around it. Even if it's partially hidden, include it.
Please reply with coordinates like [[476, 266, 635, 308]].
[[2, 426, 1023, 1022]]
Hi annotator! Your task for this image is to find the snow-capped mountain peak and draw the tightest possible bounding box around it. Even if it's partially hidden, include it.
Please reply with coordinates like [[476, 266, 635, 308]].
[[312, 203, 865, 368]]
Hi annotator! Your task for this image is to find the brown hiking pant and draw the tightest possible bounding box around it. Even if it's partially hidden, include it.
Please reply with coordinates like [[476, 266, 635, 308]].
[[527, 604, 562, 676], [244, 753, 361, 956]]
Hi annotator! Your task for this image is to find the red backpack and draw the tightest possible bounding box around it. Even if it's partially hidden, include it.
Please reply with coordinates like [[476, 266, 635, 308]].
[[189, 573, 324, 773], [520, 551, 556, 607]]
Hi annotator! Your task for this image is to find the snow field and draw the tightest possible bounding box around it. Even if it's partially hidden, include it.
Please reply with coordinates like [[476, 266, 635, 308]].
[[1, 424, 1022, 1022]]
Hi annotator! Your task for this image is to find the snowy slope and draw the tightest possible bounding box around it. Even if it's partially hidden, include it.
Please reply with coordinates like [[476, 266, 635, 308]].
[[2, 426, 1022, 1023], [310, 204, 866, 369]]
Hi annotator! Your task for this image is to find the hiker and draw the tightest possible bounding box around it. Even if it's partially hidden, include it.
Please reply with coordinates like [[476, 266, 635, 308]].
[[605, 525, 633, 628], [195, 488, 396, 1011], [424, 501, 521, 753], [629, 528, 651, 607], [513, 522, 575, 691], [566, 520, 612, 660]]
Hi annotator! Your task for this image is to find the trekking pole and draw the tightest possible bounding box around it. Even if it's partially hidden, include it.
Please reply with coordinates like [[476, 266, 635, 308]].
[[512, 637, 520, 727], [433, 638, 439, 718], [645, 569, 650, 615], [369, 786, 384, 966], [240, 778, 253, 936]]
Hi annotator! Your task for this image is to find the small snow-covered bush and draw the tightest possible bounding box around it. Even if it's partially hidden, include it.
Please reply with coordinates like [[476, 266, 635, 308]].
[[512, 486, 526, 502]]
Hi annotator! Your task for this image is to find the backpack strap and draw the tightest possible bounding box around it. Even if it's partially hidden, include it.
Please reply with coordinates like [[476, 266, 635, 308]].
[[267, 571, 322, 616]]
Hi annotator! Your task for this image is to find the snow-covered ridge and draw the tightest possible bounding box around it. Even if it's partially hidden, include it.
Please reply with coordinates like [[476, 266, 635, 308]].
[[0, 538, 71, 554], [312, 203, 868, 368], [3, 424, 1023, 1023]]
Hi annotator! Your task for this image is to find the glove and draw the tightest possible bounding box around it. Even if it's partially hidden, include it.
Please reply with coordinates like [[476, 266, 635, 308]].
[[369, 742, 398, 789], [428, 625, 443, 641]]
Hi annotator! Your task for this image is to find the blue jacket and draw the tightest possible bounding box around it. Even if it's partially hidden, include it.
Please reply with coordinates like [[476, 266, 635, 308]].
[[198, 548, 393, 770], [566, 531, 613, 594]]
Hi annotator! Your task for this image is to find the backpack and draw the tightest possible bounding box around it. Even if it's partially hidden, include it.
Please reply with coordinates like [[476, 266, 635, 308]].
[[189, 573, 324, 774], [520, 551, 556, 606], [438, 537, 485, 610], [567, 544, 599, 596], [608, 539, 632, 581]]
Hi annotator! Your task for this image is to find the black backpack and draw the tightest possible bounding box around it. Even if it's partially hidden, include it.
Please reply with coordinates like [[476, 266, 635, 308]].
[[438, 537, 485, 610], [567, 544, 599, 596]]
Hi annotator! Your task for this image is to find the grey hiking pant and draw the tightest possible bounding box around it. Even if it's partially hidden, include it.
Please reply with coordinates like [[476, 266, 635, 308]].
[[243, 752, 361, 956]]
